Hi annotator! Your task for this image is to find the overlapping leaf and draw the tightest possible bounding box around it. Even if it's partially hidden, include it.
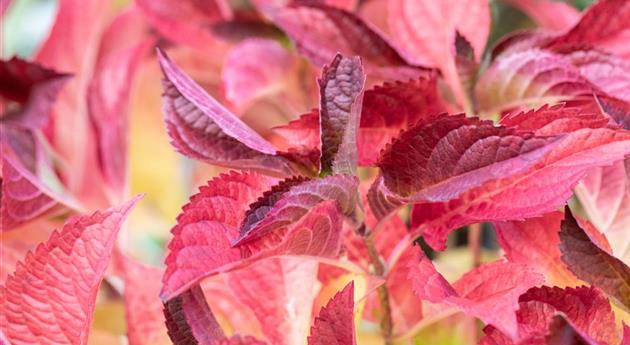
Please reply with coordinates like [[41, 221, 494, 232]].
[[0, 197, 139, 344], [408, 249, 544, 339], [559, 206, 630, 311], [308, 281, 356, 345], [318, 54, 365, 175], [1, 154, 77, 231], [409, 104, 630, 250], [235, 174, 358, 245], [368, 114, 559, 219], [476, 48, 597, 114], [0, 57, 70, 129], [503, 0, 579, 31], [163, 285, 225, 345], [272, 3, 429, 79], [162, 172, 351, 300], [158, 48, 295, 177], [357, 77, 447, 165]]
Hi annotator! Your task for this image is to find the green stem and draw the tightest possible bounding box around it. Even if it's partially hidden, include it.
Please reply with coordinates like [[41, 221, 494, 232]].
[[363, 233, 394, 344]]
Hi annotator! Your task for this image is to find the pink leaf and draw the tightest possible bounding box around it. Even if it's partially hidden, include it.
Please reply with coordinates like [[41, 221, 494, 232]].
[[308, 281, 356, 345], [235, 175, 358, 245], [273, 110, 320, 152], [556, 47, 630, 103], [475, 48, 597, 114], [122, 258, 169, 345], [227, 258, 319, 345], [387, 0, 489, 106], [494, 212, 578, 287], [318, 54, 365, 175], [622, 324, 630, 345], [221, 38, 297, 112], [163, 285, 225, 345], [273, 3, 429, 79], [215, 336, 268, 345], [157, 48, 295, 176], [368, 114, 559, 219], [357, 77, 446, 166], [136, 0, 232, 52], [502, 0, 579, 32], [575, 158, 630, 264], [0, 197, 140, 345], [410, 104, 630, 250], [408, 249, 544, 339], [545, 0, 630, 59], [1, 154, 75, 231], [559, 206, 630, 311], [0, 57, 70, 129], [88, 10, 154, 202], [35, 0, 110, 197]]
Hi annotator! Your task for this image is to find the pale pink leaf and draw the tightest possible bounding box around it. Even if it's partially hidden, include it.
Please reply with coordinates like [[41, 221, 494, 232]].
[[408, 249, 544, 339], [122, 258, 170, 345], [503, 0, 579, 31], [575, 158, 630, 264], [273, 3, 429, 79], [0, 197, 140, 345], [227, 258, 319, 345], [494, 212, 578, 286]]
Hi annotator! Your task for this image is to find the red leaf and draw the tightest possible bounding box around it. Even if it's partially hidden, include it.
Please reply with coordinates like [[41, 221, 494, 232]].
[[273, 110, 320, 152], [122, 258, 169, 345], [517, 286, 618, 344], [495, 212, 578, 287], [410, 104, 630, 250], [502, 0, 579, 31], [157, 48, 295, 176], [622, 324, 630, 345], [368, 114, 559, 219], [235, 175, 358, 245], [164, 285, 225, 345], [545, 0, 630, 59], [88, 10, 154, 202], [575, 158, 630, 264], [559, 206, 630, 311], [357, 77, 447, 166], [273, 3, 429, 79], [308, 281, 356, 345], [161, 171, 276, 300], [227, 258, 319, 345], [0, 57, 70, 129], [136, 0, 232, 52], [0, 197, 140, 345], [387, 0, 489, 106], [318, 54, 365, 175], [475, 48, 597, 114], [408, 249, 544, 339]]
